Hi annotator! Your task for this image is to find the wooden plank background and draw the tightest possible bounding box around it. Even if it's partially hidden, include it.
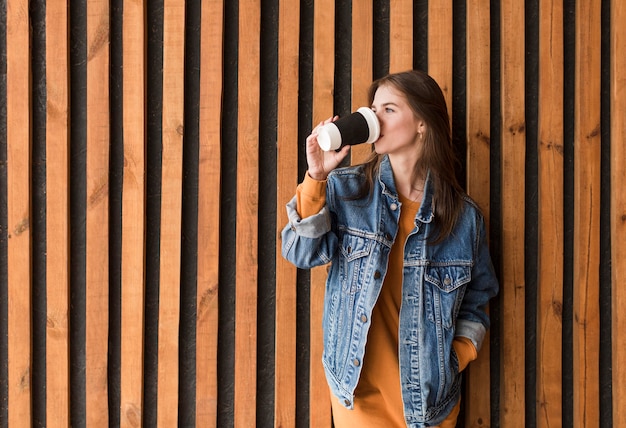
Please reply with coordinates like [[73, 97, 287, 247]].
[[0, 1, 624, 427]]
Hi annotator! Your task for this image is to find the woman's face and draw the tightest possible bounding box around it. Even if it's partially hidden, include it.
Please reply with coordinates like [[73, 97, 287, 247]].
[[370, 84, 424, 156]]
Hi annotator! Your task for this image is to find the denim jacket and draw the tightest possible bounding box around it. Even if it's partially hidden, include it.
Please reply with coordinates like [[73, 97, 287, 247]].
[[281, 155, 499, 427]]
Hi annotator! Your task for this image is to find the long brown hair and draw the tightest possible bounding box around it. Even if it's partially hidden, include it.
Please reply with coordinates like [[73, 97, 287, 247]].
[[358, 70, 464, 244]]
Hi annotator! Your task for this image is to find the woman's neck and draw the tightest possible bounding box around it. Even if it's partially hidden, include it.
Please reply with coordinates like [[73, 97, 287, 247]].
[[389, 154, 425, 201]]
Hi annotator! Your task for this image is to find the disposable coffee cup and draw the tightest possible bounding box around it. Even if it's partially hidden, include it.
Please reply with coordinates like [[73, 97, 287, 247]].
[[317, 107, 380, 151]]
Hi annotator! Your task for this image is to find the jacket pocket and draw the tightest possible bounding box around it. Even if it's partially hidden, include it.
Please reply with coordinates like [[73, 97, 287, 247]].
[[424, 264, 471, 329], [339, 233, 373, 294]]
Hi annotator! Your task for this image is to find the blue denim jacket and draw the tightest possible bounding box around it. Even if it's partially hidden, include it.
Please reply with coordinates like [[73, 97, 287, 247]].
[[281, 155, 499, 427]]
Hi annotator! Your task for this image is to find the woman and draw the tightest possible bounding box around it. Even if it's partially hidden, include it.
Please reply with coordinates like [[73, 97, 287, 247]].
[[281, 70, 499, 427]]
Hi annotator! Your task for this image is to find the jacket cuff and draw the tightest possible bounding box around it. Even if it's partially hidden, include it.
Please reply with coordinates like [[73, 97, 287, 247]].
[[286, 195, 332, 239], [456, 319, 487, 352]]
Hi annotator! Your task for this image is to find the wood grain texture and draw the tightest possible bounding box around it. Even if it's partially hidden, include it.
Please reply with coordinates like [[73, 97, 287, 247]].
[[196, 0, 224, 425], [274, 0, 300, 426], [6, 0, 32, 424], [85, 0, 111, 424], [499, 0, 526, 425], [428, 0, 453, 117], [234, 0, 261, 426], [156, 1, 185, 425], [573, 0, 602, 426], [45, 1, 71, 425], [351, 0, 374, 165], [611, 1, 626, 426], [120, 2, 147, 426], [311, 0, 335, 425], [536, 0, 564, 426], [465, 0, 492, 425], [389, 0, 413, 73]]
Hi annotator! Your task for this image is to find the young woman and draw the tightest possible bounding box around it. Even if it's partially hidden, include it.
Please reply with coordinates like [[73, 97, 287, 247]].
[[281, 70, 499, 427]]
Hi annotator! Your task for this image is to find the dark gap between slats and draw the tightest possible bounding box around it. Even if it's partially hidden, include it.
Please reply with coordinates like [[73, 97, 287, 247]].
[[108, 1, 124, 425], [562, 0, 575, 425], [143, 2, 164, 425], [488, 0, 502, 424], [296, 0, 314, 424], [31, 1, 48, 426], [413, 0, 428, 72], [69, 0, 88, 424], [334, 0, 352, 168], [178, 0, 201, 424], [257, 0, 279, 426], [452, 0, 467, 190], [373, 0, 389, 79], [599, 0, 612, 425], [525, 0, 539, 424], [217, 0, 239, 426]]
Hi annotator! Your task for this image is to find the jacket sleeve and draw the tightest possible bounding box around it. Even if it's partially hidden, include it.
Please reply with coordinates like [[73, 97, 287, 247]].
[[455, 212, 499, 352], [281, 174, 339, 269]]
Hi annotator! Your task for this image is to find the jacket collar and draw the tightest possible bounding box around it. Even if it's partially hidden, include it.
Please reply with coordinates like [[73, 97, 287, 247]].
[[377, 155, 435, 224]]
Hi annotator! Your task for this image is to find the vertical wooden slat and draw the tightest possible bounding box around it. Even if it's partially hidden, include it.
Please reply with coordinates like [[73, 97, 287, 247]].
[[536, 0, 564, 426], [611, 0, 626, 425], [500, 0, 526, 426], [389, 0, 413, 73], [573, 0, 601, 426], [428, 0, 453, 115], [465, 0, 492, 425], [157, 1, 185, 425], [45, 1, 70, 425], [197, 0, 224, 425], [85, 0, 110, 424], [120, 2, 146, 426], [6, 0, 32, 424], [311, 0, 334, 425], [351, 0, 373, 165], [274, 0, 299, 426], [234, 0, 260, 426]]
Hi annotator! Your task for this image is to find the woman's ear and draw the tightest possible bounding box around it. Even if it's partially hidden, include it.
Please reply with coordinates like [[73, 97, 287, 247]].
[[416, 120, 426, 135]]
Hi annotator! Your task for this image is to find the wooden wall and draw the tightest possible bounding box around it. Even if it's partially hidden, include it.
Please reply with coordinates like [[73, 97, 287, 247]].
[[0, 0, 624, 427]]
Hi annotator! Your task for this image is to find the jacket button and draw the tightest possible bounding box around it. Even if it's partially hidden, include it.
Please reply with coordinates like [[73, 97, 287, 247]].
[[353, 358, 360, 366], [444, 276, 452, 286], [360, 314, 368, 322], [374, 271, 381, 279], [385, 232, 392, 241], [390, 202, 398, 210], [344, 399, 351, 406]]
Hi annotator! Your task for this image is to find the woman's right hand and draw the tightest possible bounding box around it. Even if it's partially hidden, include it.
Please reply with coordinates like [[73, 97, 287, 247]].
[[306, 116, 352, 181]]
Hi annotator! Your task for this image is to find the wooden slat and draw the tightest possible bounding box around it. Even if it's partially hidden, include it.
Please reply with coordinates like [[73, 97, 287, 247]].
[[428, 0, 453, 116], [196, 0, 224, 425], [573, 1, 602, 426], [234, 0, 261, 425], [311, 0, 334, 425], [85, 0, 111, 424], [350, 0, 374, 165], [6, 0, 32, 424], [499, 0, 526, 426], [120, 2, 146, 426], [465, 0, 492, 425], [536, 0, 564, 426], [611, 0, 626, 425], [45, 1, 70, 425], [389, 0, 413, 73], [156, 1, 185, 425], [274, 0, 300, 426]]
